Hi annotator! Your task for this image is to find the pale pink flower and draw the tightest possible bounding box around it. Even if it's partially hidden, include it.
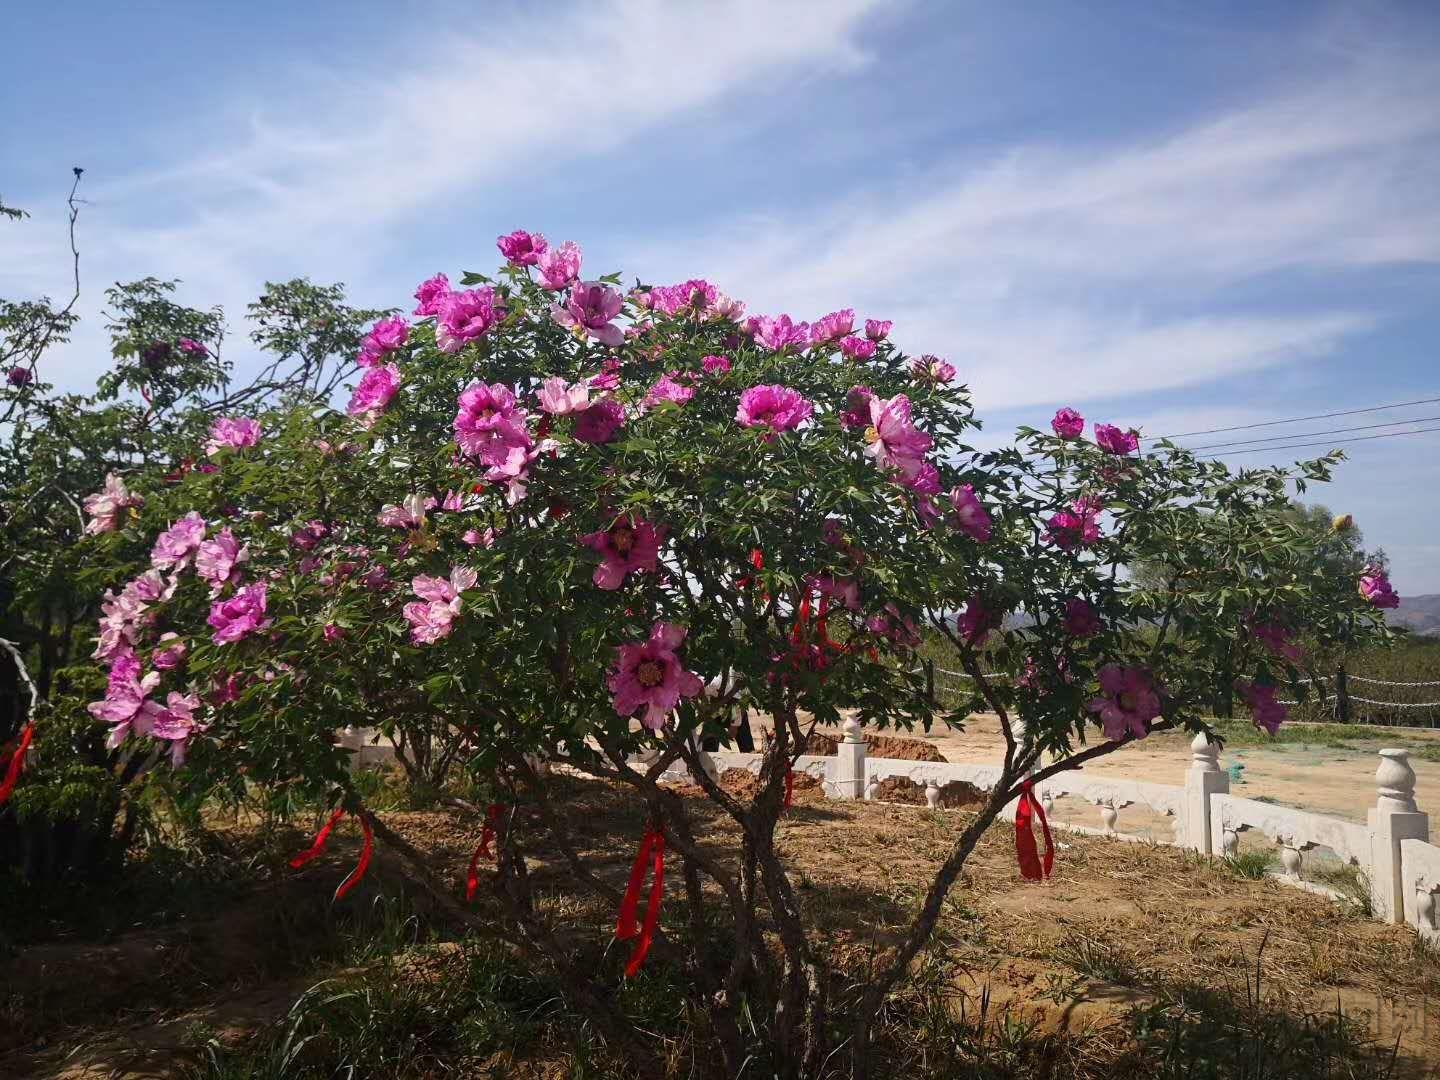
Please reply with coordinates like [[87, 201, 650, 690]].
[[83, 473, 144, 535], [581, 516, 663, 589], [1087, 665, 1160, 741], [437, 288, 505, 352], [205, 417, 261, 456], [412, 273, 451, 317], [574, 397, 623, 444], [736, 384, 813, 434], [864, 394, 933, 483], [748, 314, 810, 352], [347, 363, 401, 425], [608, 622, 704, 730], [1051, 407, 1084, 439], [809, 308, 855, 347], [151, 512, 207, 572], [462, 527, 498, 548], [207, 583, 272, 645], [377, 494, 438, 529], [88, 663, 162, 747], [1062, 598, 1101, 638], [1095, 423, 1139, 455], [864, 319, 892, 341], [402, 566, 478, 645], [152, 633, 188, 670], [643, 374, 694, 411], [840, 386, 875, 431], [196, 527, 249, 595], [497, 229, 548, 267], [1359, 567, 1400, 609], [538, 376, 590, 415], [536, 240, 582, 290], [911, 355, 956, 383], [701, 354, 731, 376], [1240, 680, 1288, 735], [947, 484, 992, 542], [552, 281, 625, 346]]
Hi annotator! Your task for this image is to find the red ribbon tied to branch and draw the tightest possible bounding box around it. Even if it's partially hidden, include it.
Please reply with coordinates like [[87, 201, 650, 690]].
[[616, 826, 666, 977], [0, 723, 37, 807], [289, 805, 374, 902], [1014, 781, 1054, 882], [466, 803, 507, 902]]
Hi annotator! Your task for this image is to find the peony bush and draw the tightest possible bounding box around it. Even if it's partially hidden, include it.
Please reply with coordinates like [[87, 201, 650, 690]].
[[70, 232, 1394, 1076]]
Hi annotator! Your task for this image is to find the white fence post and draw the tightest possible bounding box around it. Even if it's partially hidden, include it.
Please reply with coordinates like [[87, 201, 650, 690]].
[[1370, 749, 1428, 923], [833, 717, 866, 800], [1185, 733, 1228, 855]]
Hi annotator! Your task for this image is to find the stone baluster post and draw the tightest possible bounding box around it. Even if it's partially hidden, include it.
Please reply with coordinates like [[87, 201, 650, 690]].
[[1278, 839, 1303, 878], [1369, 749, 1428, 923], [864, 776, 880, 802], [925, 778, 942, 809], [1098, 802, 1118, 834], [1185, 733, 1229, 855], [833, 717, 867, 801]]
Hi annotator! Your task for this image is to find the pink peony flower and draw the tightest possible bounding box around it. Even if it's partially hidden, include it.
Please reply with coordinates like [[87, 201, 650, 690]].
[[88, 662, 162, 747], [649, 279, 719, 316], [1359, 567, 1399, 609], [323, 623, 345, 642], [608, 621, 704, 730], [840, 385, 875, 431], [552, 281, 625, 346], [207, 583, 272, 644], [748, 314, 811, 352], [412, 273, 451, 317], [1095, 423, 1139, 455], [402, 566, 478, 645], [497, 229, 548, 267], [7, 365, 34, 386], [347, 363, 401, 426], [536, 240, 582, 290], [581, 515, 663, 590], [805, 574, 861, 612], [864, 394, 933, 484], [1045, 497, 1102, 550], [378, 494, 438, 529], [205, 417, 261, 456], [151, 633, 188, 670], [454, 382, 532, 467], [1087, 664, 1161, 741], [145, 691, 206, 765], [177, 338, 208, 357], [643, 373, 695, 411], [900, 461, 941, 495], [196, 527, 248, 595], [947, 484, 992, 541], [151, 512, 208, 572], [911, 355, 956, 383], [83, 473, 144, 535], [701, 354, 731, 376], [864, 319, 892, 341], [1051, 408, 1085, 439], [291, 520, 331, 551], [839, 336, 876, 361], [736, 384, 813, 435], [1062, 598, 1101, 638], [1251, 621, 1304, 663], [436, 288, 505, 353], [462, 526, 498, 548], [809, 308, 855, 347], [867, 603, 920, 647], [956, 595, 1000, 647], [537, 376, 590, 416], [1240, 680, 1288, 735], [574, 397, 624, 444], [361, 316, 409, 360]]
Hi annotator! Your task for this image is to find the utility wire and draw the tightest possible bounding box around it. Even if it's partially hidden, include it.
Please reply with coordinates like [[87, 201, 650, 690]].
[[1183, 414, 1440, 453], [1147, 396, 1440, 442], [1198, 424, 1440, 459]]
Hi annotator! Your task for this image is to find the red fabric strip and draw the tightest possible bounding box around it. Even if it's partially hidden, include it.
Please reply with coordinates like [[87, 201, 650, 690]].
[[0, 723, 36, 807], [333, 812, 374, 901], [623, 829, 666, 978], [466, 803, 506, 902], [616, 829, 658, 941], [289, 807, 346, 869], [749, 548, 764, 570], [791, 592, 812, 645], [1014, 782, 1054, 881]]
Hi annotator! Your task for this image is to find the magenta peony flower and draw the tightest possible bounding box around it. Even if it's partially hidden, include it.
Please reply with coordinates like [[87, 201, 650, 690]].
[[537, 376, 590, 416], [839, 336, 876, 361], [453, 382, 532, 468], [701, 354, 731, 376], [359, 316, 408, 365], [956, 594, 1000, 647], [412, 272, 451, 317], [402, 566, 478, 645], [1087, 664, 1161, 741], [581, 515, 663, 590], [291, 520, 331, 551], [867, 603, 921, 647], [1240, 680, 1288, 735], [536, 240, 582, 290], [574, 397, 625, 444], [347, 363, 401, 426], [809, 308, 855, 347], [1251, 621, 1303, 663], [497, 229, 548, 267], [748, 314, 811, 352], [736, 384, 813, 435], [840, 385, 875, 431], [196, 527, 248, 596], [911, 355, 956, 383], [177, 338, 208, 357], [648, 279, 719, 316], [864, 319, 892, 341], [206, 417, 261, 456], [6, 365, 33, 386], [207, 583, 272, 645], [1051, 407, 1085, 439], [643, 373, 694, 411], [1045, 497, 1102, 550], [1094, 423, 1139, 455], [88, 662, 162, 747], [151, 633, 188, 670], [145, 691, 206, 765], [1062, 598, 1101, 638], [323, 623, 345, 642], [864, 394, 933, 484], [552, 281, 624, 346], [948, 484, 992, 542], [151, 512, 208, 572], [608, 621, 704, 730], [806, 574, 861, 612], [83, 473, 144, 535], [1359, 567, 1400, 609], [437, 288, 505, 353], [377, 494, 438, 529]]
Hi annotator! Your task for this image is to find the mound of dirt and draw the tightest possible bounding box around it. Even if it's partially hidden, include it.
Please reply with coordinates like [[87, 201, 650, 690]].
[[872, 775, 986, 808], [805, 730, 948, 762]]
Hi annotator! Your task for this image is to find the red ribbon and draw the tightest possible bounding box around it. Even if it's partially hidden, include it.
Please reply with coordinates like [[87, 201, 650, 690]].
[[1014, 781, 1054, 882], [749, 548, 764, 571], [791, 591, 812, 645], [616, 827, 665, 977], [0, 723, 36, 807], [289, 806, 374, 901], [783, 767, 795, 809], [466, 803, 506, 902]]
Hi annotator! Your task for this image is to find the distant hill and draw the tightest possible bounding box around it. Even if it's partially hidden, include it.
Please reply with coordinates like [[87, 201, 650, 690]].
[[1389, 594, 1440, 636]]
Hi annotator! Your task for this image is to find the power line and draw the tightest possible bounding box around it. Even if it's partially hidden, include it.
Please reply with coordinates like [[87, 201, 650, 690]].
[[1198, 424, 1440, 459], [1183, 414, 1440, 453], [1146, 396, 1440, 442]]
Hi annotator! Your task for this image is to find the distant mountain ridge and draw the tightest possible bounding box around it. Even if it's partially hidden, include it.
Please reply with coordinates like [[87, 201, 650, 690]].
[[1389, 594, 1440, 636]]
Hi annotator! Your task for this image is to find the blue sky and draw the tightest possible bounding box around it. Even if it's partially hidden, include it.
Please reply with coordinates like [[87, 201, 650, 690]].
[[3, 1, 1439, 590]]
